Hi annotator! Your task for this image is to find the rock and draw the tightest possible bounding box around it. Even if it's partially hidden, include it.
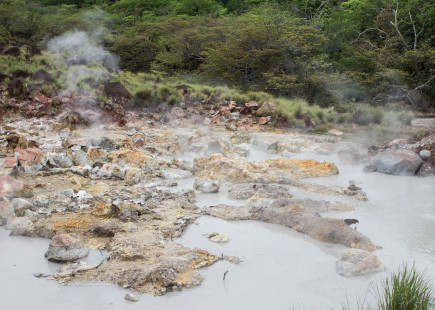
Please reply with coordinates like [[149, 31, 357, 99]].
[[8, 77, 26, 97], [93, 200, 113, 216], [205, 140, 224, 156], [258, 116, 271, 125], [124, 293, 139, 302], [257, 102, 276, 116], [0, 175, 33, 199], [171, 107, 186, 118], [3, 46, 20, 57], [47, 152, 73, 168], [15, 148, 46, 172], [233, 144, 250, 158], [0, 200, 14, 225], [75, 191, 93, 203], [328, 129, 343, 136], [161, 168, 192, 180], [301, 112, 315, 128], [122, 222, 137, 232], [71, 165, 92, 177], [254, 138, 279, 153], [336, 249, 384, 277], [228, 183, 292, 200], [11, 198, 33, 217], [419, 149, 431, 159], [45, 234, 89, 262], [6, 216, 35, 236], [193, 178, 220, 193], [11, 70, 31, 79], [124, 168, 145, 185], [368, 149, 423, 175], [202, 202, 375, 251], [0, 156, 18, 175], [103, 82, 134, 107], [210, 233, 229, 243], [194, 154, 338, 183], [245, 101, 258, 108], [417, 162, 435, 176]]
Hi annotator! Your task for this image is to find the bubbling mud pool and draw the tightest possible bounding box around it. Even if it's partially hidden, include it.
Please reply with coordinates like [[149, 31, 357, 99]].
[[1, 147, 434, 310]]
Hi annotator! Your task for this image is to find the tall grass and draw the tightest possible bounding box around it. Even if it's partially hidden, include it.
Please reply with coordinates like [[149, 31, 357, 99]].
[[374, 264, 434, 310], [340, 264, 434, 310]]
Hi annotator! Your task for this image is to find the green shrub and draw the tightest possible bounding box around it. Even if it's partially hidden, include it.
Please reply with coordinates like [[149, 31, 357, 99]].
[[167, 94, 178, 105]]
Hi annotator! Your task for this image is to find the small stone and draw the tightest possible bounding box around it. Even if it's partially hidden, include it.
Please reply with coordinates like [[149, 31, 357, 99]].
[[124, 293, 139, 302], [71, 165, 92, 177], [193, 178, 220, 193], [210, 233, 229, 243], [122, 222, 138, 232], [203, 232, 219, 238], [328, 129, 343, 136], [45, 234, 89, 262], [336, 249, 384, 277], [419, 149, 430, 159]]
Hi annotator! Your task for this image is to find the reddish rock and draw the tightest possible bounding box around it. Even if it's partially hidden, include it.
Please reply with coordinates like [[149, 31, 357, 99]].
[[14, 148, 45, 169], [245, 101, 258, 108], [171, 107, 186, 118], [1, 157, 18, 168], [257, 102, 276, 116], [0, 175, 32, 199], [259, 116, 271, 125]]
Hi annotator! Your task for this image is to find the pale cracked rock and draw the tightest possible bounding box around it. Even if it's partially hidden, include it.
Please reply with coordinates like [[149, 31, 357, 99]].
[[161, 168, 192, 180], [0, 200, 14, 225], [45, 234, 89, 262], [11, 198, 33, 217], [336, 249, 384, 277], [122, 222, 138, 232], [6, 216, 35, 236], [210, 233, 229, 243], [193, 178, 220, 193], [124, 293, 139, 302]]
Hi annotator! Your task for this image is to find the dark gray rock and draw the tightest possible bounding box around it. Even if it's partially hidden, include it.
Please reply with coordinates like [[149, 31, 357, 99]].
[[368, 149, 423, 175]]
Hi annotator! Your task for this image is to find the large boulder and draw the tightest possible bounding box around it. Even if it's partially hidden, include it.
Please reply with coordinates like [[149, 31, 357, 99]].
[[336, 249, 384, 277], [0, 175, 33, 200], [45, 234, 89, 262], [103, 82, 133, 106], [3, 46, 20, 57], [8, 77, 26, 97], [368, 149, 423, 175], [14, 148, 46, 172]]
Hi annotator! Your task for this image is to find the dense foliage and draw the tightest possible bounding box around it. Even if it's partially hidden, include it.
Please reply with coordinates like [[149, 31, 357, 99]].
[[0, 0, 434, 110]]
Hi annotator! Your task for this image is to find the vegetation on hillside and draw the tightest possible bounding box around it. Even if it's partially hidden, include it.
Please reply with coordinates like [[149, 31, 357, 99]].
[[0, 0, 434, 113]]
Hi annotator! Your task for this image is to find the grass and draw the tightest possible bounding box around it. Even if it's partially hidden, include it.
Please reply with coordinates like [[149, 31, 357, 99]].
[[374, 264, 434, 310], [339, 264, 434, 310]]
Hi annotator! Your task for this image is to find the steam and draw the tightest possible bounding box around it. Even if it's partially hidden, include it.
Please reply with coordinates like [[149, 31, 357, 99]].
[[45, 29, 118, 98], [47, 30, 118, 71]]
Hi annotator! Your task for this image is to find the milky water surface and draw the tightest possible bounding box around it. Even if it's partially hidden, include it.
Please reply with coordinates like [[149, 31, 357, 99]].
[[1, 146, 434, 310]]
